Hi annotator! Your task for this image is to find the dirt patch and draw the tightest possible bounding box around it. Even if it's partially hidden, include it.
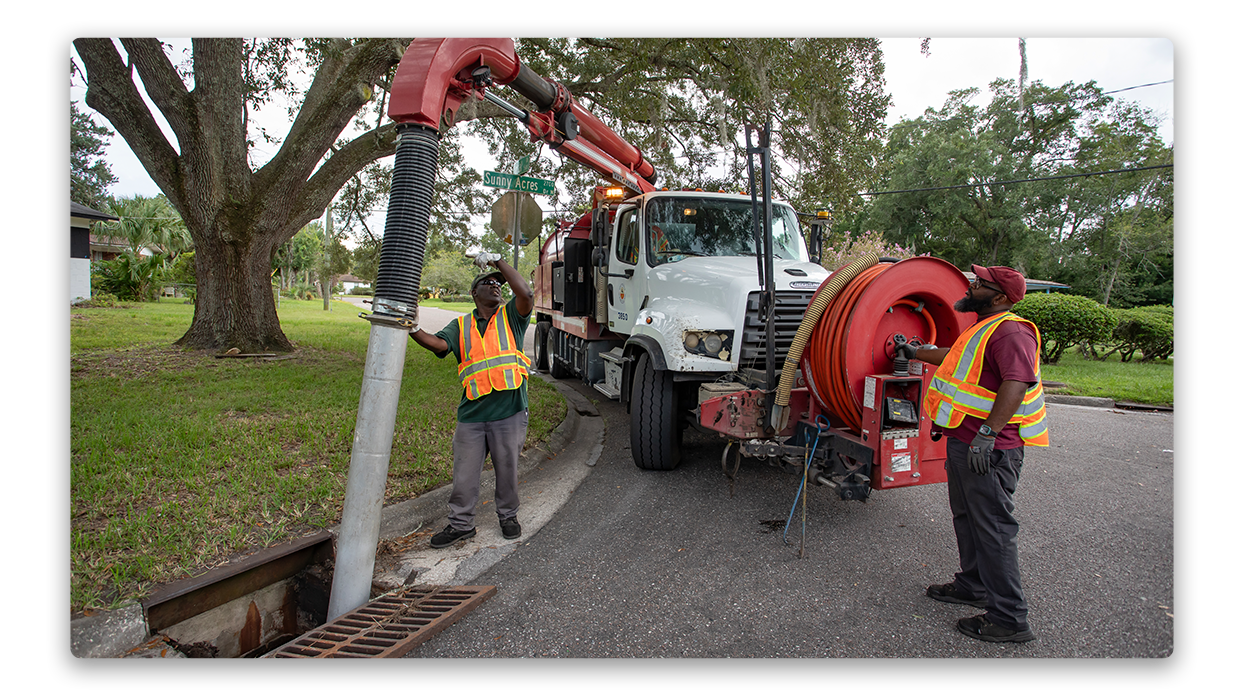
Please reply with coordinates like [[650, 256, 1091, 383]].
[[71, 345, 213, 380], [70, 344, 336, 381]]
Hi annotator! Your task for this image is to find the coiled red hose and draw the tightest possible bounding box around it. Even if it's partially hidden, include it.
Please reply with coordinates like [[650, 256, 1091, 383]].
[[803, 263, 940, 434]]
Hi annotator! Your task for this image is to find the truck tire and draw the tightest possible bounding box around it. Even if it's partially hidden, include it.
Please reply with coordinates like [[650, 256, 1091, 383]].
[[534, 321, 551, 372], [547, 327, 571, 379], [630, 351, 681, 471]]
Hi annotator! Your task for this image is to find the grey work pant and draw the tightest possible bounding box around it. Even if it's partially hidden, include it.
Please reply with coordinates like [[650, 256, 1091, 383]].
[[447, 410, 528, 530], [945, 437, 1029, 631]]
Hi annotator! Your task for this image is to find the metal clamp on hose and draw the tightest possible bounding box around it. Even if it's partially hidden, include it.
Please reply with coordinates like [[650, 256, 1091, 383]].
[[360, 296, 418, 329]]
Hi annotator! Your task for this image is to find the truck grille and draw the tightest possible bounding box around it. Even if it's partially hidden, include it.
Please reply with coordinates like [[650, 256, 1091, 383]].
[[739, 290, 816, 369]]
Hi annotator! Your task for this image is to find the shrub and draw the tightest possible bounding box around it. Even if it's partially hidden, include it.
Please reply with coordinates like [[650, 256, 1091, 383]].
[[1106, 305, 1174, 362], [73, 292, 121, 308], [348, 286, 374, 296], [1012, 293, 1113, 364], [818, 230, 913, 271]]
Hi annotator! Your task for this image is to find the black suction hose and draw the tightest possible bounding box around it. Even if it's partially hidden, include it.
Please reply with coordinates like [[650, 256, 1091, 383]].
[[372, 124, 440, 318]]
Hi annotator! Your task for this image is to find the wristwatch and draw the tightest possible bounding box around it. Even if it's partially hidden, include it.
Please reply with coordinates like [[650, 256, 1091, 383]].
[[978, 424, 995, 437]]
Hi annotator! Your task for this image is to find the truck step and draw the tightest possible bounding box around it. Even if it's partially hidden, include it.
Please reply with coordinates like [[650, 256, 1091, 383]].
[[600, 347, 626, 365], [593, 381, 622, 400]]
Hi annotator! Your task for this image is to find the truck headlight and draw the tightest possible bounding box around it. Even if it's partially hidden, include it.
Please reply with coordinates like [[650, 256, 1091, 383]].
[[703, 333, 723, 355], [683, 330, 733, 361]]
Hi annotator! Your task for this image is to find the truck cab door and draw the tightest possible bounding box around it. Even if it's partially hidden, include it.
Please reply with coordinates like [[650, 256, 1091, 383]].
[[608, 205, 642, 336]]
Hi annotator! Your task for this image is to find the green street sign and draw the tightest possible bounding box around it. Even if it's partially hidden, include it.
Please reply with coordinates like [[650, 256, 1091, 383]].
[[483, 170, 556, 197], [511, 155, 531, 175]]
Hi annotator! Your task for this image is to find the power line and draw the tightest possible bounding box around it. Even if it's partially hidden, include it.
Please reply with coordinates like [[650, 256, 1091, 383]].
[[859, 163, 1172, 196], [1103, 79, 1172, 95]]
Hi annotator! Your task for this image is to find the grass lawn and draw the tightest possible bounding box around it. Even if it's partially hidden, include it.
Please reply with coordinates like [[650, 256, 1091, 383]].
[[70, 298, 564, 614], [1040, 349, 1173, 406]]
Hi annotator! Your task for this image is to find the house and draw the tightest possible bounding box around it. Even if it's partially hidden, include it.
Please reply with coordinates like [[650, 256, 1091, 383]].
[[338, 274, 371, 293], [71, 201, 119, 303]]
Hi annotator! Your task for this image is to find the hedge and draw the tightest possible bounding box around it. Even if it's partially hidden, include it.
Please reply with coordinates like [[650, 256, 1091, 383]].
[[1012, 294, 1114, 364], [1099, 305, 1174, 362]]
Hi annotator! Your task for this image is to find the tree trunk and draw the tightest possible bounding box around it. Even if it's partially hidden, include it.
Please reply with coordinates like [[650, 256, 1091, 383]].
[[175, 226, 293, 353], [320, 277, 334, 310]]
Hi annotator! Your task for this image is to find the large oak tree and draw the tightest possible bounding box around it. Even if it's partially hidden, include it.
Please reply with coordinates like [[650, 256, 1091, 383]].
[[74, 38, 410, 352]]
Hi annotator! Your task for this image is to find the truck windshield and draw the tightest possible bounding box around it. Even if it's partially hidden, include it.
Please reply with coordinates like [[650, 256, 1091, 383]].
[[645, 196, 805, 266]]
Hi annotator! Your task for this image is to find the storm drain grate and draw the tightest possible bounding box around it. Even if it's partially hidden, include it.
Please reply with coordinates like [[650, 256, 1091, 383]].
[[265, 585, 496, 658]]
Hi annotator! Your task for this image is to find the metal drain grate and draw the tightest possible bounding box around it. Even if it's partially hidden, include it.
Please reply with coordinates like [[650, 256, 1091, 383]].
[[265, 585, 496, 658]]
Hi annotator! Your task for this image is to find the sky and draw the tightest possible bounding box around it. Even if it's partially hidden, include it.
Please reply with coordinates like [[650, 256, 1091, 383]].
[[76, 37, 1175, 206]]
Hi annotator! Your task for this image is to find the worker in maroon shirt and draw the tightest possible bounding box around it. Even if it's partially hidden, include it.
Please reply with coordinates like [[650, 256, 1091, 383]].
[[913, 264, 1049, 643]]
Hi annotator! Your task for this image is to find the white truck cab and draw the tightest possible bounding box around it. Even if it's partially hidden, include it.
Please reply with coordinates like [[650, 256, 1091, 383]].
[[534, 189, 828, 470]]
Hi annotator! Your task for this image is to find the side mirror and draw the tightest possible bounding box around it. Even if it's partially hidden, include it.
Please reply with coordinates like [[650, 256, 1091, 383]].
[[808, 222, 825, 265], [590, 208, 608, 246]]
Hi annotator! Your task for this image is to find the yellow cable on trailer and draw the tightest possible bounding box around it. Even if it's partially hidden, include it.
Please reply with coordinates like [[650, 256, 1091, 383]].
[[770, 252, 880, 432]]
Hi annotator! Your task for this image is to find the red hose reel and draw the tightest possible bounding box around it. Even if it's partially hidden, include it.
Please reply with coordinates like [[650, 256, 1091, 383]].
[[800, 256, 973, 435]]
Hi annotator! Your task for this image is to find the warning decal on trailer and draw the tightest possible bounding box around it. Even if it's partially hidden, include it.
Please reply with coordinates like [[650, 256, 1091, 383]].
[[891, 453, 912, 473]]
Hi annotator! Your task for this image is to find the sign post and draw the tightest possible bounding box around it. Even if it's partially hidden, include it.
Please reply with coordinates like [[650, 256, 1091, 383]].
[[484, 168, 554, 266]]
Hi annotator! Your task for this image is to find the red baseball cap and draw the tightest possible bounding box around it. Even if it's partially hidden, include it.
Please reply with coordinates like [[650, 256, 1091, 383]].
[[971, 264, 1026, 303]]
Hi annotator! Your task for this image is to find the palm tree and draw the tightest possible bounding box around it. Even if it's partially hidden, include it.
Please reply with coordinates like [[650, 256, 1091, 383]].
[[102, 195, 193, 299]]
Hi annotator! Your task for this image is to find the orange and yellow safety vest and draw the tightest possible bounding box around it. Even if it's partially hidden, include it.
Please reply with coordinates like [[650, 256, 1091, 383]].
[[922, 311, 1049, 446], [457, 304, 530, 401]]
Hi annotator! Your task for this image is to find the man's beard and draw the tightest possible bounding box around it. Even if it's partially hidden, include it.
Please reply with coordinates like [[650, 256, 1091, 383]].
[[954, 293, 993, 314]]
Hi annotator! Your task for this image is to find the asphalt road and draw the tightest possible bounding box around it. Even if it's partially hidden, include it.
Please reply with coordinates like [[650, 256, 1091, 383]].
[[406, 378, 1174, 659]]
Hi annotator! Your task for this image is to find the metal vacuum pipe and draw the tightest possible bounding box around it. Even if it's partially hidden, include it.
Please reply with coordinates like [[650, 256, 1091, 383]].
[[760, 123, 777, 436], [327, 124, 439, 620]]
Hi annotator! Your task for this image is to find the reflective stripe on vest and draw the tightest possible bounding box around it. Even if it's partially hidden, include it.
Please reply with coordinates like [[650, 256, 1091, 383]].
[[922, 312, 1049, 446], [457, 304, 531, 400]]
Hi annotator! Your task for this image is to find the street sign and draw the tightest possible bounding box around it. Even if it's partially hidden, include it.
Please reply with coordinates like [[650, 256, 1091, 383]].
[[491, 191, 542, 247], [511, 155, 531, 176], [482, 170, 556, 197]]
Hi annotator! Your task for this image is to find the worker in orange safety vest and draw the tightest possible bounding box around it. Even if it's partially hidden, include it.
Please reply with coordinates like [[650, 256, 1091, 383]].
[[910, 264, 1048, 644], [409, 254, 533, 549]]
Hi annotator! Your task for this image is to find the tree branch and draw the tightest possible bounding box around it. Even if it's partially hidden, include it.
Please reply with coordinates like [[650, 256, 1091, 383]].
[[259, 39, 407, 197], [74, 39, 184, 211], [294, 122, 399, 225], [118, 39, 193, 141], [190, 39, 251, 192]]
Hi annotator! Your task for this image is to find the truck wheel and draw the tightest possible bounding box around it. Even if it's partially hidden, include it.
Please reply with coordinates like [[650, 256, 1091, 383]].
[[630, 352, 681, 471], [547, 327, 570, 379], [534, 321, 551, 372]]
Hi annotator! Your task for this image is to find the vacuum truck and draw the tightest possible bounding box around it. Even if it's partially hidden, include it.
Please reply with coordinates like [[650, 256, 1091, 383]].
[[380, 38, 975, 502]]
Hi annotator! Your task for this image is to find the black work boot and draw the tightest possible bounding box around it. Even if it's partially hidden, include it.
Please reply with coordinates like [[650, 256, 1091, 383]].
[[500, 517, 521, 540], [430, 524, 476, 549], [956, 614, 1035, 643], [926, 582, 988, 608]]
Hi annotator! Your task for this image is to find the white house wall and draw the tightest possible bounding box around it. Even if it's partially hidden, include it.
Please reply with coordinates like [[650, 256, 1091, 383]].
[[70, 258, 91, 303]]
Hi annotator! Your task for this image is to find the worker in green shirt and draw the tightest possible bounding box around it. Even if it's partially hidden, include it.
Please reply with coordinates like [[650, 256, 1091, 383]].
[[409, 254, 533, 548]]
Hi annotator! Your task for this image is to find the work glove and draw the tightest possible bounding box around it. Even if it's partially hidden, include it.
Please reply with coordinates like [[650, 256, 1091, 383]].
[[968, 433, 995, 474], [475, 252, 502, 270]]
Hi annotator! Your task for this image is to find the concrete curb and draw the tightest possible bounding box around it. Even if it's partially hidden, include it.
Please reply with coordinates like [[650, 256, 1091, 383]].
[[70, 370, 603, 658], [1043, 393, 1116, 408]]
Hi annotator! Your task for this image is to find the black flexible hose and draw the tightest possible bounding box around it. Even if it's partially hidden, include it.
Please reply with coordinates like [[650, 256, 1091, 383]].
[[373, 124, 439, 317]]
